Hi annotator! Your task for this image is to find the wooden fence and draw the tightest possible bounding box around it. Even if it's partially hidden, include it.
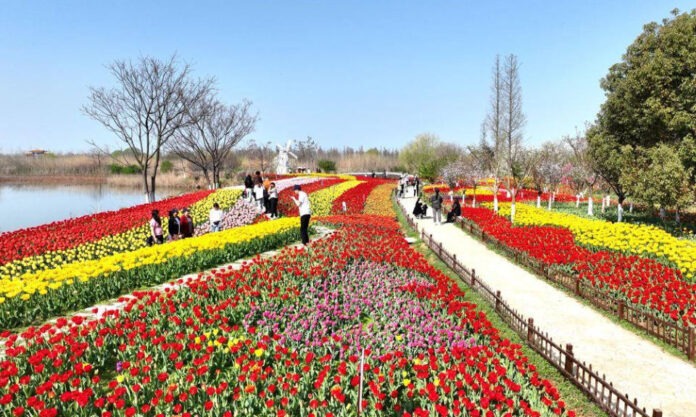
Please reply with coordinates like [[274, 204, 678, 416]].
[[398, 204, 663, 417]]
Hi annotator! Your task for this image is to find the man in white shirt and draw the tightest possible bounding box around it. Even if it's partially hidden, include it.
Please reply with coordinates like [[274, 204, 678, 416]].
[[209, 202, 223, 232], [291, 184, 311, 245]]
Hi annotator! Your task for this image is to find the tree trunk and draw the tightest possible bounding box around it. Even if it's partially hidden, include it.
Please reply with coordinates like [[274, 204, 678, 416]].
[[588, 197, 593, 216], [601, 197, 606, 213], [629, 201, 633, 213], [537, 195, 541, 208], [547, 194, 552, 210], [149, 173, 157, 202], [659, 207, 666, 220], [617, 202, 623, 222], [676, 208, 681, 224], [142, 170, 151, 203], [510, 188, 517, 223], [576, 194, 580, 208], [472, 193, 476, 208]]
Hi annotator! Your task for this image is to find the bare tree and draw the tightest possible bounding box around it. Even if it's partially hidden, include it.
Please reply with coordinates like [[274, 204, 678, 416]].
[[248, 139, 275, 173], [83, 55, 213, 201], [501, 54, 528, 222], [294, 136, 318, 170], [481, 55, 506, 212], [565, 128, 600, 215], [169, 98, 256, 188]]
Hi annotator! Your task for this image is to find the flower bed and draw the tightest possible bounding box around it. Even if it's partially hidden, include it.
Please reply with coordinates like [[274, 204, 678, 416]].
[[330, 179, 391, 215], [459, 206, 696, 328], [0, 218, 301, 329], [277, 178, 344, 216], [0, 191, 213, 266], [0, 215, 574, 417], [308, 180, 363, 217], [364, 183, 397, 217], [0, 189, 242, 281], [497, 203, 696, 279]]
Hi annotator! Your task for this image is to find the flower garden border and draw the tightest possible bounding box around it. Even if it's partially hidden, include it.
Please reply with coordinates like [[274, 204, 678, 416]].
[[396, 199, 663, 417], [454, 216, 696, 364]]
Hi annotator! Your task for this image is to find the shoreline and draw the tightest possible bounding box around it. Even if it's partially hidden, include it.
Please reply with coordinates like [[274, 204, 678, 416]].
[[0, 175, 191, 189]]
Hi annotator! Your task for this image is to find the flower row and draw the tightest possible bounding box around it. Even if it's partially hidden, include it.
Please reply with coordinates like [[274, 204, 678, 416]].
[[497, 203, 696, 279], [331, 179, 392, 215], [0, 215, 573, 416], [459, 206, 696, 328], [0, 218, 301, 330], [0, 191, 213, 266], [0, 189, 243, 280], [364, 183, 398, 217], [309, 180, 363, 217]]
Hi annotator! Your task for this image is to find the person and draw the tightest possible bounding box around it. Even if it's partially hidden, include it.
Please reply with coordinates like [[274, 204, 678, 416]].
[[268, 182, 279, 218], [168, 209, 181, 241], [414, 176, 420, 195], [446, 197, 461, 223], [253, 182, 265, 213], [291, 184, 311, 246], [413, 197, 424, 218], [244, 173, 254, 201], [430, 188, 443, 225], [209, 202, 223, 232], [263, 176, 272, 212], [180, 208, 194, 238], [147, 209, 164, 245], [254, 170, 263, 185], [399, 176, 405, 198]]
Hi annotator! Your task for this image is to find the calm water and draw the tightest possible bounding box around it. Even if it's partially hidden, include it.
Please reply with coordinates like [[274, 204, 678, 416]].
[[0, 183, 179, 233]]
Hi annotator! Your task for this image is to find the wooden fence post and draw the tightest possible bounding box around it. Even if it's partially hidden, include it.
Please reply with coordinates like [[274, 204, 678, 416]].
[[527, 318, 534, 345], [471, 269, 476, 287], [652, 409, 662, 417], [618, 301, 625, 321], [575, 277, 581, 296], [439, 241, 443, 257], [495, 291, 501, 312], [688, 327, 695, 361], [564, 344, 574, 375]]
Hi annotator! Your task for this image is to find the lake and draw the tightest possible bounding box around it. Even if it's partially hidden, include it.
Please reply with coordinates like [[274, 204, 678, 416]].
[[0, 183, 181, 233]]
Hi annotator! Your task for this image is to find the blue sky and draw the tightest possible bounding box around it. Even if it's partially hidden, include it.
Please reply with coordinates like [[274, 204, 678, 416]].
[[0, 1, 692, 153]]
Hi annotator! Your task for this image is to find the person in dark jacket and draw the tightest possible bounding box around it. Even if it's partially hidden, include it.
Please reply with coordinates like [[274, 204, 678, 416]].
[[180, 207, 194, 238], [244, 173, 254, 201], [446, 198, 461, 223], [168, 209, 181, 241]]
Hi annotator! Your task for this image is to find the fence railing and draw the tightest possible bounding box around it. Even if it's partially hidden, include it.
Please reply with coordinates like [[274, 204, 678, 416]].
[[398, 203, 663, 417], [454, 216, 696, 363]]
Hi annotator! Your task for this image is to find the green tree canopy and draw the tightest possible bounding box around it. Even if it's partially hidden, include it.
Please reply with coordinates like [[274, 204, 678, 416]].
[[398, 133, 460, 181], [597, 9, 696, 149]]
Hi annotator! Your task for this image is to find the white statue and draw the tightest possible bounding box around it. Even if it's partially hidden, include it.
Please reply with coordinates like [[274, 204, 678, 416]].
[[274, 140, 297, 174]]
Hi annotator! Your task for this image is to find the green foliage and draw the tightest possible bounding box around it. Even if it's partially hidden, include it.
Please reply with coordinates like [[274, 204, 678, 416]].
[[160, 160, 174, 174], [587, 128, 630, 202], [399, 133, 459, 181], [109, 163, 141, 174], [317, 159, 336, 172], [621, 144, 693, 210], [597, 9, 696, 149]]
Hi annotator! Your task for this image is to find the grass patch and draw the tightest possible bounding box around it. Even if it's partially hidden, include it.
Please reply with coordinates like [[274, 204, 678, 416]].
[[393, 197, 609, 417]]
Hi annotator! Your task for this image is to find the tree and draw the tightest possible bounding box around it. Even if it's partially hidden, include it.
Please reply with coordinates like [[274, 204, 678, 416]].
[[481, 55, 507, 212], [317, 159, 336, 172], [501, 54, 528, 222], [596, 9, 696, 152], [168, 98, 257, 188], [466, 145, 493, 207], [294, 136, 318, 170], [587, 126, 631, 220], [248, 139, 275, 173], [564, 130, 600, 214], [399, 133, 457, 181], [84, 55, 213, 201], [621, 144, 693, 221], [532, 141, 566, 210]]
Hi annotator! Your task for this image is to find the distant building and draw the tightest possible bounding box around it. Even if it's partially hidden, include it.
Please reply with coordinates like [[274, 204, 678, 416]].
[[25, 149, 47, 157]]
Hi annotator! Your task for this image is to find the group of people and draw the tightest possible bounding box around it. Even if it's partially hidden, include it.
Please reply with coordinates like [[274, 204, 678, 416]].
[[412, 187, 461, 225], [398, 174, 420, 199], [147, 207, 197, 245], [147, 175, 312, 247], [244, 171, 279, 218]]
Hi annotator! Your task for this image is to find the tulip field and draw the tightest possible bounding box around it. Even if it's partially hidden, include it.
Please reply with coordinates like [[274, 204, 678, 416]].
[[0, 175, 578, 417], [459, 205, 696, 328]]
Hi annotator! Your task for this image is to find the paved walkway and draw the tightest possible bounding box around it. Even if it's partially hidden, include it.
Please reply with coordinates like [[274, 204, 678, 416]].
[[399, 197, 696, 417]]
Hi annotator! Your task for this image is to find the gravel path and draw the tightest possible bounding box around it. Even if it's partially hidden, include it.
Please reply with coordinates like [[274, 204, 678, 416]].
[[399, 196, 696, 417]]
